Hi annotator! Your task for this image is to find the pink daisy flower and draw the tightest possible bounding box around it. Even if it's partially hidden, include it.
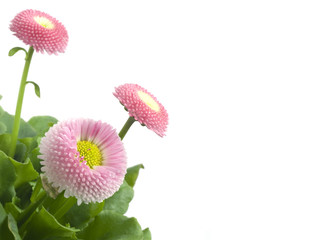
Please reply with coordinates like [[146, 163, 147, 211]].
[[113, 83, 168, 137], [39, 119, 127, 205], [10, 9, 68, 55]]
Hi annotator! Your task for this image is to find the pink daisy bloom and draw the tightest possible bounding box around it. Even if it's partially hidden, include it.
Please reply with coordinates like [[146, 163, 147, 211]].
[[113, 83, 168, 137], [39, 119, 127, 205], [10, 9, 68, 55]]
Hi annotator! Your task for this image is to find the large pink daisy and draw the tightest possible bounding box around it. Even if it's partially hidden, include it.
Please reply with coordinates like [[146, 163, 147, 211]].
[[39, 119, 127, 205], [113, 83, 168, 137], [10, 9, 68, 55]]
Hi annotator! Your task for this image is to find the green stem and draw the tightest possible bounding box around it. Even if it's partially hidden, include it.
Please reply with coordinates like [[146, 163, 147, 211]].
[[53, 197, 77, 220], [18, 190, 47, 228], [18, 192, 48, 235], [118, 116, 136, 140], [30, 177, 43, 203], [42, 191, 76, 220], [9, 46, 34, 158]]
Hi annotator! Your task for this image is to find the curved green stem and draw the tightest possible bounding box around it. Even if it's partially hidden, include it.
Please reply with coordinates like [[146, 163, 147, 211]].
[[9, 46, 34, 157], [118, 117, 136, 140]]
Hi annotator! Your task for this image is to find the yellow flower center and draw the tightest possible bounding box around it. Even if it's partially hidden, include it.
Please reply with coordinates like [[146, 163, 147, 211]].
[[77, 141, 103, 169], [34, 16, 54, 29], [137, 91, 160, 112]]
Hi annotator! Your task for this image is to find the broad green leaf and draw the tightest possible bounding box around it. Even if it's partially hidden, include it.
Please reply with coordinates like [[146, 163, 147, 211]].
[[143, 228, 152, 240], [0, 203, 7, 225], [26, 81, 40, 98], [28, 148, 41, 173], [0, 133, 11, 155], [9, 158, 38, 188], [77, 210, 143, 240], [125, 164, 144, 188], [8, 47, 27, 57], [5, 202, 22, 220], [0, 107, 5, 134], [0, 214, 21, 240], [18, 138, 37, 154], [0, 204, 20, 240], [0, 122, 6, 134], [7, 213, 21, 240], [0, 106, 4, 118], [0, 151, 16, 204], [62, 201, 104, 230], [0, 204, 9, 240], [27, 116, 57, 137], [12, 142, 27, 163], [23, 207, 78, 240], [15, 183, 33, 209], [0, 134, 28, 162], [0, 111, 36, 138], [104, 181, 134, 214]]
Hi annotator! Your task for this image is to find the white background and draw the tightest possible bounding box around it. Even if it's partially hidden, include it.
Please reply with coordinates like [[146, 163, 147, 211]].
[[1, 1, 325, 239]]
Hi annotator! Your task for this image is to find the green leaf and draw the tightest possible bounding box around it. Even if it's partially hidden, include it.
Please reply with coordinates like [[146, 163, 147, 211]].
[[104, 181, 134, 214], [23, 207, 78, 240], [12, 142, 27, 163], [9, 158, 38, 188], [0, 205, 10, 240], [7, 214, 21, 240], [62, 201, 104, 230], [0, 213, 21, 240], [77, 210, 143, 240], [26, 81, 40, 98], [0, 111, 36, 138], [28, 148, 41, 173], [0, 106, 4, 118], [15, 183, 33, 209], [0, 204, 20, 240], [27, 116, 57, 137], [125, 164, 144, 188], [8, 47, 27, 57], [0, 134, 29, 162], [0, 107, 5, 134], [143, 228, 152, 240], [0, 151, 16, 204], [5, 202, 22, 220], [0, 122, 6, 135], [0, 133, 11, 155], [18, 137, 37, 153], [0, 203, 7, 225]]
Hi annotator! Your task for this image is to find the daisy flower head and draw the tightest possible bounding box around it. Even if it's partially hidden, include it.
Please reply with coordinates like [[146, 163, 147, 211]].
[[113, 83, 168, 137], [39, 119, 127, 205], [10, 9, 68, 55]]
